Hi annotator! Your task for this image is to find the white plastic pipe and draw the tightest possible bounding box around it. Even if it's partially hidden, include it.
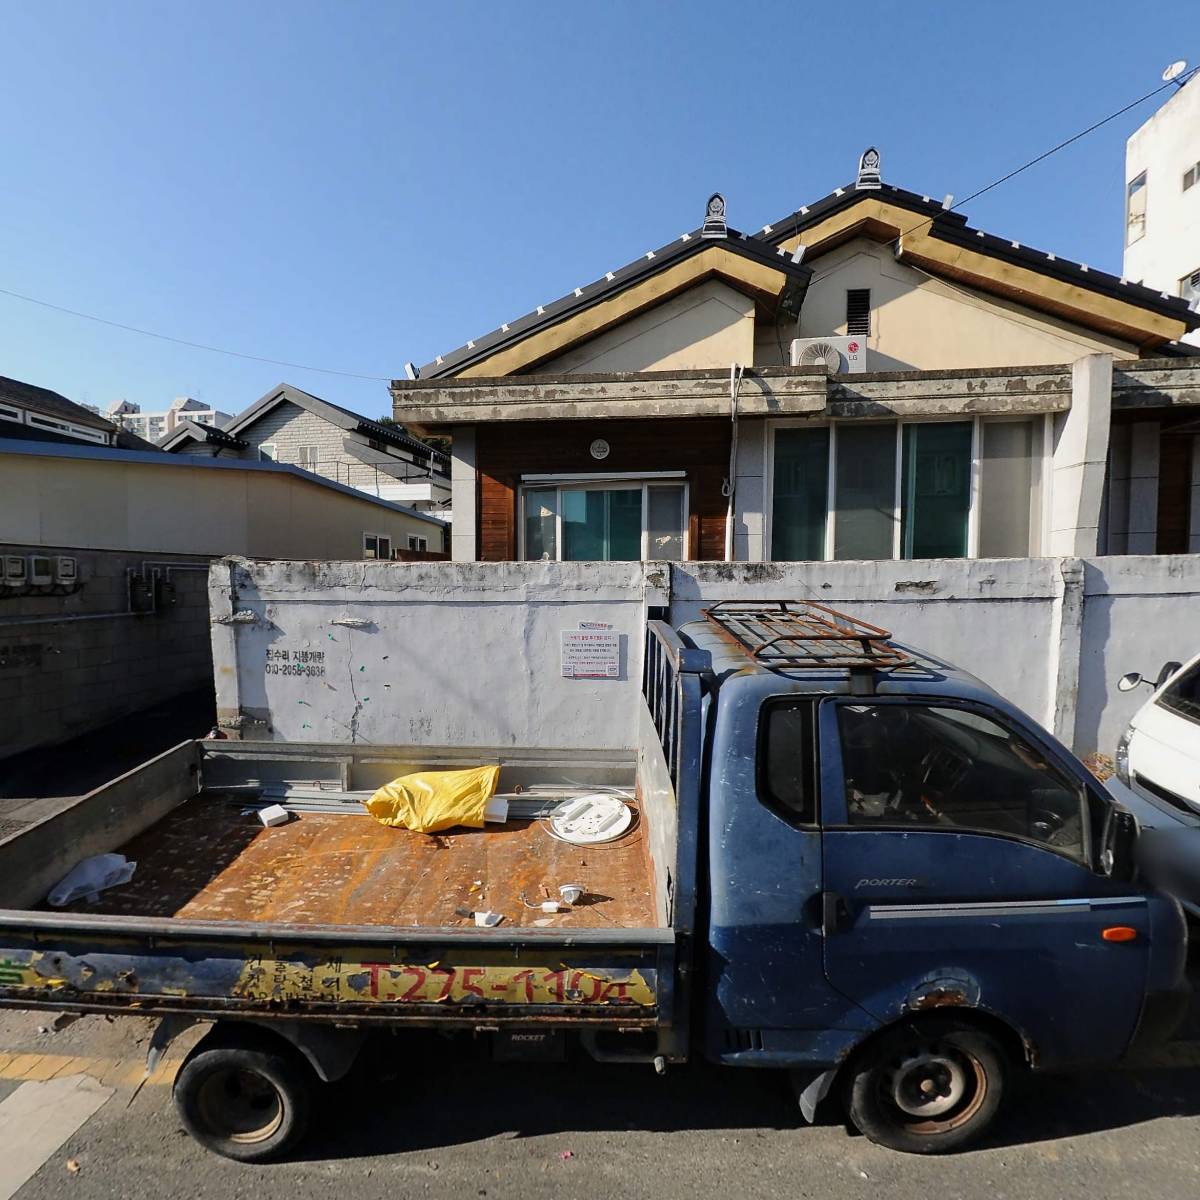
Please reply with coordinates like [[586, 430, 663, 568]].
[[723, 362, 745, 562]]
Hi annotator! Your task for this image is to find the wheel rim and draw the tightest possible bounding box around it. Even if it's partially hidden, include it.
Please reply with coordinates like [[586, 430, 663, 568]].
[[195, 1067, 285, 1145], [881, 1038, 988, 1135]]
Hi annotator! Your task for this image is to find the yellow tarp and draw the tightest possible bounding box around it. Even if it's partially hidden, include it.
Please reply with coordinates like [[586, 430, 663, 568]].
[[365, 765, 501, 834]]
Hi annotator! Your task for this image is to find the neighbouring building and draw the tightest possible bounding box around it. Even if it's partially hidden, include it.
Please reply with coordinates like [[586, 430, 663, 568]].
[[0, 436, 447, 759], [160, 382, 451, 516], [1, 375, 159, 451], [107, 396, 234, 443], [392, 156, 1200, 563], [1124, 67, 1200, 345]]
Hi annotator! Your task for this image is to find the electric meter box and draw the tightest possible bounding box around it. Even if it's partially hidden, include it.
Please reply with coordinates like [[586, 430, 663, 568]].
[[27, 555, 52, 586], [53, 556, 78, 585], [2, 556, 27, 586]]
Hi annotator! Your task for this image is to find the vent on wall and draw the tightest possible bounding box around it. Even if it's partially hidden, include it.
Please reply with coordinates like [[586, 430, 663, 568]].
[[846, 288, 871, 336], [1181, 269, 1200, 308]]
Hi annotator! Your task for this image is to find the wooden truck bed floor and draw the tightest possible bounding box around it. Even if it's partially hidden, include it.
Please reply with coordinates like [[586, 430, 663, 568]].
[[58, 797, 657, 929]]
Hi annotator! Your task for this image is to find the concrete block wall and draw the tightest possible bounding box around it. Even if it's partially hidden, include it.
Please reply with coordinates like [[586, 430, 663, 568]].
[[0, 543, 213, 759], [209, 555, 1200, 760]]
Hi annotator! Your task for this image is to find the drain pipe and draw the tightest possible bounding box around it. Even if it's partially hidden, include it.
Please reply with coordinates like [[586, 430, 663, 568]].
[[722, 362, 745, 562]]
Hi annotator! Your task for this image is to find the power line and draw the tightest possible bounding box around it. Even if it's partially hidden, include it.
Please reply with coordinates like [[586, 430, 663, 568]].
[[1, 68, 1194, 380], [893, 66, 1199, 244], [0, 284, 390, 383]]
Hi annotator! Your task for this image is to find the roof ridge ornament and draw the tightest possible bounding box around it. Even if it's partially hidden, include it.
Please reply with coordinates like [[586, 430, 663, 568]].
[[701, 192, 727, 239], [856, 147, 881, 191]]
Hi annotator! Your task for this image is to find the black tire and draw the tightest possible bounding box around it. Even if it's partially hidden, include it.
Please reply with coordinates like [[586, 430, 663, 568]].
[[173, 1027, 313, 1163], [843, 1016, 1007, 1154]]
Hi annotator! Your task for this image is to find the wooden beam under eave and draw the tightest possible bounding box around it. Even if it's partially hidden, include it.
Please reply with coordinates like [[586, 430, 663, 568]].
[[774, 196, 1188, 349], [454, 247, 795, 379]]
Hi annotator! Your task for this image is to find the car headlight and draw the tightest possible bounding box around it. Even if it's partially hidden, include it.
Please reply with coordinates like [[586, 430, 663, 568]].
[[1115, 727, 1132, 786]]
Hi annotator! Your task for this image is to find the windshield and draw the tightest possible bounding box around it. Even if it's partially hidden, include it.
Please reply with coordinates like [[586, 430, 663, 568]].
[[1158, 660, 1200, 726]]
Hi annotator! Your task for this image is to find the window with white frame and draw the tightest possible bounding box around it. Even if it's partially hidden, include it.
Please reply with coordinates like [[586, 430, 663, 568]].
[[1126, 172, 1147, 245], [407, 535, 428, 552], [297, 445, 319, 469], [259, 443, 277, 461], [24, 413, 110, 445], [520, 475, 688, 561], [363, 533, 391, 560], [769, 417, 1044, 562]]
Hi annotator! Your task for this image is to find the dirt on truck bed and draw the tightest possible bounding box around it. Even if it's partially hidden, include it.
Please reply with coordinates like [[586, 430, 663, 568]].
[[57, 796, 657, 929]]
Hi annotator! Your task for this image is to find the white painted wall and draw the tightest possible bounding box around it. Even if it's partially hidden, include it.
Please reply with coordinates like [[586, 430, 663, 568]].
[[211, 556, 1200, 759], [1124, 73, 1200, 345], [754, 239, 1137, 370], [209, 560, 665, 748], [532, 279, 755, 374]]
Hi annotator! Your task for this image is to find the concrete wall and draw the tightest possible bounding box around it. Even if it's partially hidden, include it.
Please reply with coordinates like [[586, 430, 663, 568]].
[[0, 448, 445, 557], [210, 555, 1200, 759], [0, 543, 212, 759], [209, 559, 663, 748], [532, 279, 755, 374], [754, 239, 1137, 370]]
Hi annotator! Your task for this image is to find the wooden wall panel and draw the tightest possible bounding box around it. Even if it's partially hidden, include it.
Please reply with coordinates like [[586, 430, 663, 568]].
[[1157, 430, 1193, 555], [474, 419, 731, 561]]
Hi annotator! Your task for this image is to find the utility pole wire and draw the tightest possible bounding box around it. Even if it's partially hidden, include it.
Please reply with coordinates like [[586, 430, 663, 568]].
[[0, 284, 390, 383], [1, 68, 1195, 378], [893, 66, 1199, 244]]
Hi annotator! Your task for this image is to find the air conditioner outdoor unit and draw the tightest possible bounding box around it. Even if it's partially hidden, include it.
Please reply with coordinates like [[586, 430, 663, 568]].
[[790, 336, 867, 374]]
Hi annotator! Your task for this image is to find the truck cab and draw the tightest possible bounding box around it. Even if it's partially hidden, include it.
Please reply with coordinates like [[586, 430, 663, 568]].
[[679, 602, 1188, 1152]]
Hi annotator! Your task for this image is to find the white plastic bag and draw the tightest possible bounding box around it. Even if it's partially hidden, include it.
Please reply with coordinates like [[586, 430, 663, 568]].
[[46, 853, 137, 908]]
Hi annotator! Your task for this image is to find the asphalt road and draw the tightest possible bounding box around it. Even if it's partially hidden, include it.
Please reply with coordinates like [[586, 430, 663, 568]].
[[2, 1007, 1200, 1200]]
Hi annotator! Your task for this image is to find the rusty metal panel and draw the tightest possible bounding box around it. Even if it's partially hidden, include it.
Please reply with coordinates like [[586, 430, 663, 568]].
[[53, 798, 657, 931], [0, 930, 662, 1024]]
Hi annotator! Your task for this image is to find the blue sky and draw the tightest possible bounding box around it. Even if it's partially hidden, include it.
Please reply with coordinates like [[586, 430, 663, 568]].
[[0, 1, 1196, 422]]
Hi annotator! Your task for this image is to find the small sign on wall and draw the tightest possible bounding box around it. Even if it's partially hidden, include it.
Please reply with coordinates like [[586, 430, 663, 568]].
[[561, 623, 620, 679]]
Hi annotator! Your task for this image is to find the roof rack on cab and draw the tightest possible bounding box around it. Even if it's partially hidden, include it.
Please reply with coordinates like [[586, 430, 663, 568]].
[[701, 600, 910, 693]]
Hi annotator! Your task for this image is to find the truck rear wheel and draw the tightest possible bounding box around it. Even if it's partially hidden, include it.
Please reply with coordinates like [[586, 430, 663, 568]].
[[173, 1027, 313, 1162], [843, 1016, 1006, 1154]]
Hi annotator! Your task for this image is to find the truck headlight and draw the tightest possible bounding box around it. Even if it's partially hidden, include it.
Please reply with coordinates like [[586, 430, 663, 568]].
[[1115, 727, 1132, 786]]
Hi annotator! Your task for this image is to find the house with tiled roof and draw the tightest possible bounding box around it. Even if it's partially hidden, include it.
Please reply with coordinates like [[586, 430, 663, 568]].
[[0, 375, 160, 452], [392, 153, 1200, 563], [161, 382, 451, 518]]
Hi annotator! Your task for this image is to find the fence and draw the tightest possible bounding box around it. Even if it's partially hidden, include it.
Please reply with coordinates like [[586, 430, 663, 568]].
[[209, 555, 1200, 757]]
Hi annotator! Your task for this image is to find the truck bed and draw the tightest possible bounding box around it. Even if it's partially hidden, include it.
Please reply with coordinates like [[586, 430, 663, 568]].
[[56, 793, 656, 929], [0, 621, 704, 1044]]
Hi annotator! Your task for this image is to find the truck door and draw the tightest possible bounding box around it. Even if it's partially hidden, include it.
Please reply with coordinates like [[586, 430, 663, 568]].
[[817, 697, 1153, 1069], [704, 694, 868, 1062]]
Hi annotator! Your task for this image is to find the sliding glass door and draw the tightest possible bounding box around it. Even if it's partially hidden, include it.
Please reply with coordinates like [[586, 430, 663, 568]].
[[770, 417, 1043, 562], [521, 480, 688, 561], [562, 488, 642, 560], [900, 421, 973, 558]]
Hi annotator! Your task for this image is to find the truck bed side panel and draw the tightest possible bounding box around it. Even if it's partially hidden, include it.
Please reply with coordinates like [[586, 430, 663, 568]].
[[0, 741, 199, 910], [0, 917, 667, 1024]]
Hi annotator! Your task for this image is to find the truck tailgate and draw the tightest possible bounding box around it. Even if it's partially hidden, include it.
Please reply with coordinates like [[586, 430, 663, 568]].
[[0, 912, 672, 1025]]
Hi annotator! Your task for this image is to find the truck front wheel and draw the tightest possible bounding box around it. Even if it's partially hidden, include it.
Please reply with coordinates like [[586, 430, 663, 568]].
[[843, 1016, 1006, 1154], [173, 1027, 313, 1162]]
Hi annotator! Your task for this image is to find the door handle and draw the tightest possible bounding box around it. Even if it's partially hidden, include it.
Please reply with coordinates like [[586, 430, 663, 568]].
[[821, 891, 850, 936]]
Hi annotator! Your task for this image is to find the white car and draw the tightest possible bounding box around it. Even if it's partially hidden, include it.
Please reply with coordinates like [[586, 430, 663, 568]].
[[1116, 652, 1200, 813]]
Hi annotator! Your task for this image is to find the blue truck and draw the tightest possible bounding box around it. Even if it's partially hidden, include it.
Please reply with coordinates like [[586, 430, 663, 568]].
[[0, 602, 1187, 1158]]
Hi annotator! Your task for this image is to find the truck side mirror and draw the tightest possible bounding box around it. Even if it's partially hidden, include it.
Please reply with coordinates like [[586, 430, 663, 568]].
[[1102, 808, 1137, 881], [1155, 661, 1183, 690], [1117, 672, 1144, 693]]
